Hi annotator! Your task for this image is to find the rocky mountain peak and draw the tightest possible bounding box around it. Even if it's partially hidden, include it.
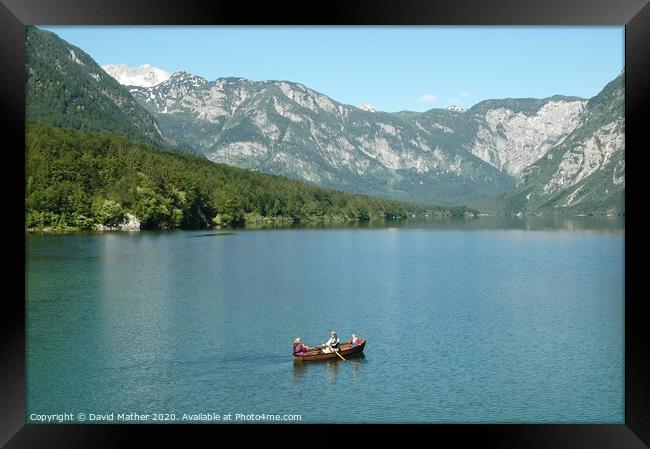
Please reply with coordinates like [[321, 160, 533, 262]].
[[358, 103, 377, 112], [101, 63, 172, 87]]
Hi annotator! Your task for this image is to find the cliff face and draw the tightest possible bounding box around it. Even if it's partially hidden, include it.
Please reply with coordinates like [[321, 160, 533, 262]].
[[501, 75, 624, 215]]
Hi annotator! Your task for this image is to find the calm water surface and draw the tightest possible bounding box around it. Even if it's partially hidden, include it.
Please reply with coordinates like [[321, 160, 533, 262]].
[[26, 217, 624, 423]]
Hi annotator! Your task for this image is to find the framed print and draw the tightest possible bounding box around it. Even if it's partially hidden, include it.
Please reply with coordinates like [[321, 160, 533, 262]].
[[2, 0, 649, 446]]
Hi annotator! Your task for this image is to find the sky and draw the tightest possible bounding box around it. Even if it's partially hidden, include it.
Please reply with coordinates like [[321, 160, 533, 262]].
[[43, 26, 624, 112]]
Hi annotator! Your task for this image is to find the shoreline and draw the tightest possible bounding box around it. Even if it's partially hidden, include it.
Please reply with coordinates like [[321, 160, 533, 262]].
[[25, 213, 624, 234]]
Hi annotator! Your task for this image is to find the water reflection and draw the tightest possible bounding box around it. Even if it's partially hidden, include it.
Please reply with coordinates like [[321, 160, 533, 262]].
[[292, 360, 342, 383], [292, 361, 309, 384], [349, 354, 366, 378], [399, 215, 624, 232], [325, 360, 340, 380], [187, 232, 236, 238], [226, 215, 624, 232], [292, 353, 367, 384]]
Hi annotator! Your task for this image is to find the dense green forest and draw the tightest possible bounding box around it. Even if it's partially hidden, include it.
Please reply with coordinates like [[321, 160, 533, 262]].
[[26, 123, 475, 231]]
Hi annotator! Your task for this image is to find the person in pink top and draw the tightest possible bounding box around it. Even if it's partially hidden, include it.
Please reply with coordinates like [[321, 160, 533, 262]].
[[350, 333, 362, 347], [293, 337, 310, 356]]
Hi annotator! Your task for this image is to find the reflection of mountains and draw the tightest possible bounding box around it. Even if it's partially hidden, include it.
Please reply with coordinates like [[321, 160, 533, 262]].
[[262, 215, 625, 232], [188, 216, 625, 232], [400, 216, 624, 232]]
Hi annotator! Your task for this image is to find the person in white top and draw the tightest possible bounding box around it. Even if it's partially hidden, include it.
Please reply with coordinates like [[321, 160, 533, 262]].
[[321, 330, 340, 353]]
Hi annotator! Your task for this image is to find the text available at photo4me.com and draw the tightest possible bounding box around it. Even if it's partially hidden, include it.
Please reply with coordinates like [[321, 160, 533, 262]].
[[29, 412, 303, 423]]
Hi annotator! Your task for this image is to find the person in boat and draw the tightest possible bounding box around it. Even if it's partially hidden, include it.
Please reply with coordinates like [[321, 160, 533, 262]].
[[350, 333, 362, 347], [321, 330, 340, 354], [293, 337, 310, 356]]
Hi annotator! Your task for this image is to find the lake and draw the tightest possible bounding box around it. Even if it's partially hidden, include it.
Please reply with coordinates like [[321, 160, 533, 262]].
[[26, 217, 624, 423]]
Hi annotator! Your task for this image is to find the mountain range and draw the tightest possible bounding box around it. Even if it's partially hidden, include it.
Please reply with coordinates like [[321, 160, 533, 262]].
[[26, 26, 624, 214]]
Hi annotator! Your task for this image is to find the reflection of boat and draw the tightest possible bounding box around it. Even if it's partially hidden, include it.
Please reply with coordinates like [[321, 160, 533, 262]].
[[294, 340, 366, 362]]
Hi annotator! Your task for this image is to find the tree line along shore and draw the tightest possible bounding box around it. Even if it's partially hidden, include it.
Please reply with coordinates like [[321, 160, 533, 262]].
[[26, 123, 476, 232]]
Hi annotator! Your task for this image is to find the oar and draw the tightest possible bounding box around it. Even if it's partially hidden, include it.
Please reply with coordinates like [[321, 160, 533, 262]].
[[317, 344, 346, 361], [333, 347, 346, 361]]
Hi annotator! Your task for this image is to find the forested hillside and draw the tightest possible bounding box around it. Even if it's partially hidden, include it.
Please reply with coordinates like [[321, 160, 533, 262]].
[[26, 123, 473, 231], [26, 27, 166, 147]]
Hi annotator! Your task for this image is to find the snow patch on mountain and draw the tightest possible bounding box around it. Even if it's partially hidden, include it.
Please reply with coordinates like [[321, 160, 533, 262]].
[[358, 103, 376, 112], [102, 64, 172, 87]]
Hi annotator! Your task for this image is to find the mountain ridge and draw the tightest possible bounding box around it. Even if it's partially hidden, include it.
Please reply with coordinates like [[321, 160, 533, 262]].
[[26, 27, 166, 148], [499, 74, 624, 215], [128, 72, 605, 209], [26, 27, 624, 214]]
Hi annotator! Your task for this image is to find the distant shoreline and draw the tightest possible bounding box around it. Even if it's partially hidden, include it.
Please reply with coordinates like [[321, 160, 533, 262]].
[[25, 213, 625, 235]]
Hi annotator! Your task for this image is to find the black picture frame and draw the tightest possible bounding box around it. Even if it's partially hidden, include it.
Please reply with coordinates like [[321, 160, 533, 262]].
[[1, 0, 648, 446]]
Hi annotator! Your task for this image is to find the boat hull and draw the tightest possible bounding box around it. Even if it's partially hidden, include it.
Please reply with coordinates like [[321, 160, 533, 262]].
[[293, 340, 366, 362]]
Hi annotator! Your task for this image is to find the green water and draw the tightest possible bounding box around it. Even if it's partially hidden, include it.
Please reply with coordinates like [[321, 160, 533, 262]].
[[26, 217, 624, 423]]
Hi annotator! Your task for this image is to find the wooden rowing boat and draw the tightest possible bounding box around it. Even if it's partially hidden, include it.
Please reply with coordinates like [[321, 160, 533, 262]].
[[293, 340, 366, 362]]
